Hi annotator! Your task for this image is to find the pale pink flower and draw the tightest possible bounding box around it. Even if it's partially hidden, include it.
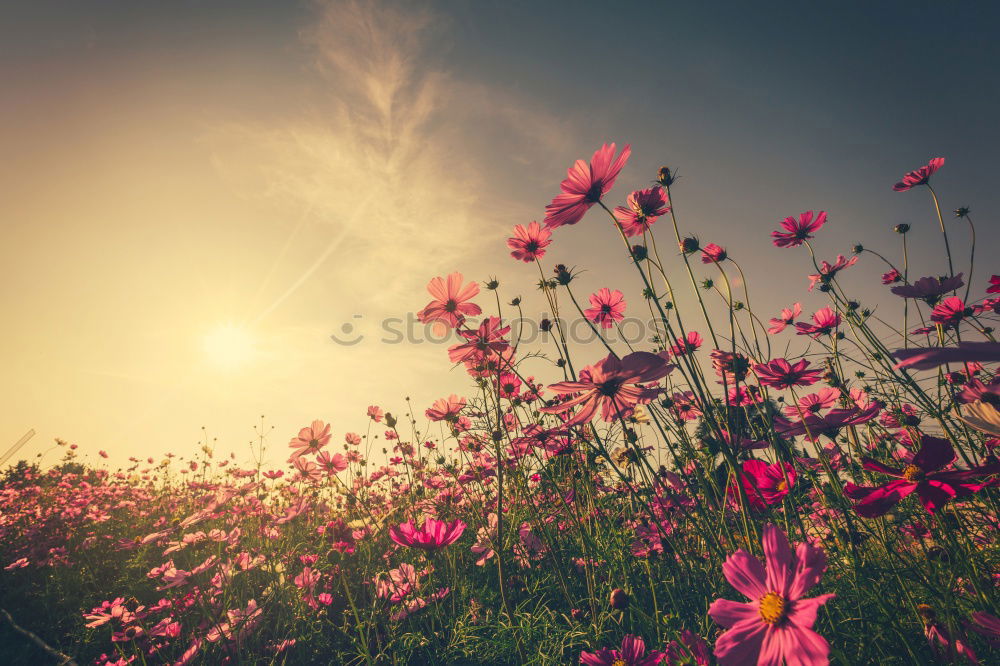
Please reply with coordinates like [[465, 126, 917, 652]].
[[417, 273, 482, 329], [288, 420, 331, 459], [426, 395, 467, 422]]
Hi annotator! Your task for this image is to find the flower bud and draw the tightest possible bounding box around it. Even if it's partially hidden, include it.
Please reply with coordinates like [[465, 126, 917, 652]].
[[894, 223, 910, 234], [679, 237, 700, 254], [609, 588, 629, 610]]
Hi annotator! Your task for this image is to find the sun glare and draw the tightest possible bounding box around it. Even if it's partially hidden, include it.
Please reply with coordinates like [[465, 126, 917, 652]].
[[202, 323, 256, 369]]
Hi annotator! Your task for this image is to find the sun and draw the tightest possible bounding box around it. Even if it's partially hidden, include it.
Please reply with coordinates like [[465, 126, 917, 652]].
[[202, 323, 256, 369]]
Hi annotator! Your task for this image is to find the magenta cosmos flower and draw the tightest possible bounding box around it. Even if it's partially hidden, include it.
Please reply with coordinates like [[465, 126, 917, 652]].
[[544, 143, 631, 229], [893, 341, 1000, 370], [580, 634, 664, 666], [507, 221, 553, 262], [738, 460, 796, 510], [701, 243, 727, 263], [844, 435, 1000, 517], [774, 403, 880, 442], [709, 524, 835, 666], [771, 211, 827, 248], [807, 254, 858, 291], [768, 303, 802, 334], [795, 307, 841, 338], [893, 157, 944, 192], [288, 420, 331, 458], [670, 331, 703, 357], [585, 288, 627, 329], [389, 517, 466, 551], [417, 273, 482, 329], [540, 351, 674, 427], [930, 296, 968, 327], [754, 358, 823, 390], [613, 186, 669, 237]]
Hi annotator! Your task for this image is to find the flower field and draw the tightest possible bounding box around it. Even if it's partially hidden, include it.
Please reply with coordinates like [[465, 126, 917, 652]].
[[2, 147, 999, 665]]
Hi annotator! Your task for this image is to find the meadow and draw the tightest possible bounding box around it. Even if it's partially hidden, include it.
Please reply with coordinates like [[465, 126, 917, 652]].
[[1, 147, 998, 665]]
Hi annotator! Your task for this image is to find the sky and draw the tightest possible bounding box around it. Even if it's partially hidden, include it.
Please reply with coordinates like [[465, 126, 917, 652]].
[[1, 0, 998, 468]]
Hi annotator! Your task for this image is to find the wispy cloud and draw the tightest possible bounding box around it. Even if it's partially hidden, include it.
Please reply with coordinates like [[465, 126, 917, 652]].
[[208, 0, 573, 322]]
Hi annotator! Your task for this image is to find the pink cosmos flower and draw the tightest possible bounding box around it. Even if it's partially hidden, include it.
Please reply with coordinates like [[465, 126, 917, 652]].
[[580, 634, 664, 666], [708, 524, 835, 666], [376, 562, 422, 602], [613, 186, 669, 237], [670, 391, 702, 421], [771, 211, 827, 248], [890, 273, 963, 303], [782, 388, 841, 419], [893, 157, 944, 192], [389, 517, 466, 551], [585, 288, 627, 329], [664, 630, 711, 666], [544, 143, 631, 229], [316, 451, 348, 475], [807, 254, 858, 291], [768, 303, 802, 334], [893, 341, 1000, 370], [670, 331, 703, 357], [727, 385, 764, 407], [367, 405, 384, 422], [988, 276, 1000, 294], [739, 460, 796, 510], [288, 420, 331, 459], [497, 373, 522, 399], [417, 273, 482, 329], [774, 403, 880, 442], [969, 611, 1000, 647], [448, 316, 511, 365], [292, 456, 324, 483], [701, 243, 727, 263], [881, 268, 902, 285], [795, 307, 841, 338], [425, 395, 467, 422], [844, 435, 1000, 517], [712, 349, 751, 384], [540, 352, 674, 427], [754, 358, 823, 390], [930, 296, 967, 327], [507, 221, 553, 262], [958, 378, 1000, 405]]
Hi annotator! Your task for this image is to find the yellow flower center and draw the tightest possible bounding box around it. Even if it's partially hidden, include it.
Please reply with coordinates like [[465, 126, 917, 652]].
[[902, 464, 924, 482], [776, 480, 788, 492], [612, 660, 627, 666], [758, 592, 787, 624]]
